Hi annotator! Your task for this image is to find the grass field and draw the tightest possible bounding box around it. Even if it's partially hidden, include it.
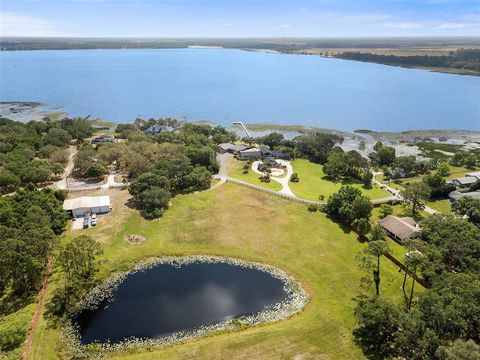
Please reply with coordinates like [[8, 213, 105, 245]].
[[227, 158, 282, 191], [426, 199, 452, 214], [28, 184, 410, 360], [290, 159, 390, 201]]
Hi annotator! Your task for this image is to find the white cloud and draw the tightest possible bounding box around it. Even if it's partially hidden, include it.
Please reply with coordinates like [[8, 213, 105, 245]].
[[435, 22, 465, 29], [0, 11, 69, 37], [277, 23, 292, 29], [383, 22, 423, 30]]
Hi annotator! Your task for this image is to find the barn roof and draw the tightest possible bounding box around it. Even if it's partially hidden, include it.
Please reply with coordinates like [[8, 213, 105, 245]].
[[63, 196, 110, 211]]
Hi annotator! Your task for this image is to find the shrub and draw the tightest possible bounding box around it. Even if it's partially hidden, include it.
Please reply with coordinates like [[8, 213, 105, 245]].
[[290, 172, 299, 183], [308, 204, 319, 212]]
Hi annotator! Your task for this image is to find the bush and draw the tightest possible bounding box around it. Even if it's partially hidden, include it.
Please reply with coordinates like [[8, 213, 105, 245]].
[[308, 204, 319, 212], [290, 172, 299, 183], [0, 306, 33, 352]]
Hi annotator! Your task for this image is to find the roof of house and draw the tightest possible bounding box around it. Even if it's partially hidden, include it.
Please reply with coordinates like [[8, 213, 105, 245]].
[[466, 172, 480, 179], [63, 196, 111, 211], [378, 215, 421, 240], [452, 177, 478, 185], [449, 191, 480, 201], [145, 125, 174, 133], [218, 143, 250, 152], [239, 147, 262, 154]]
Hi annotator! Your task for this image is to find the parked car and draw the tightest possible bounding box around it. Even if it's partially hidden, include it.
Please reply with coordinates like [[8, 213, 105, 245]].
[[83, 215, 90, 229], [91, 214, 97, 226]]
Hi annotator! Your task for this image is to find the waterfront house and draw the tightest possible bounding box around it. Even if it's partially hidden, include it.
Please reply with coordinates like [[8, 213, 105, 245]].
[[144, 125, 174, 135]]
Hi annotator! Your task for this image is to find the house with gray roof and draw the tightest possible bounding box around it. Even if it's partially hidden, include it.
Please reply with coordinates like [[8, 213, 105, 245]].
[[237, 147, 263, 160], [378, 215, 422, 242], [144, 125, 174, 135], [465, 171, 480, 180], [449, 191, 480, 201], [218, 143, 250, 154], [451, 176, 478, 188]]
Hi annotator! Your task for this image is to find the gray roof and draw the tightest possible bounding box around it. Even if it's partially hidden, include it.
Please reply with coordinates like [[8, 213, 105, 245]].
[[452, 177, 478, 185], [449, 191, 480, 201], [145, 125, 174, 133], [218, 143, 250, 152], [466, 172, 480, 179], [378, 215, 421, 241]]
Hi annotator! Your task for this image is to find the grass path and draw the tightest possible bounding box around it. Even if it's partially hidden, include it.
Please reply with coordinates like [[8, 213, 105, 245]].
[[29, 184, 409, 359]]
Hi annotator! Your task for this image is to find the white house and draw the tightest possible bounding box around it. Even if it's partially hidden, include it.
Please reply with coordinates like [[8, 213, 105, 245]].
[[63, 196, 111, 217]]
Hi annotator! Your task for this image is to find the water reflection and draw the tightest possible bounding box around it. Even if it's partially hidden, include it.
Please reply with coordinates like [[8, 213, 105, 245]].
[[75, 262, 288, 344]]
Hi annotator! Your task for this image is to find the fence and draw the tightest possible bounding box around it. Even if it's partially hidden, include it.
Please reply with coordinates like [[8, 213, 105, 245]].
[[225, 177, 321, 206]]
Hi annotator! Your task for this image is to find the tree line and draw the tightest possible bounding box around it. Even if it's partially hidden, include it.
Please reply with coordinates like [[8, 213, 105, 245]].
[[338, 49, 480, 73], [0, 118, 94, 194]]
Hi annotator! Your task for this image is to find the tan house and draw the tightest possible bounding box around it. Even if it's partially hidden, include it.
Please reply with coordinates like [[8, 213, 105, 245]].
[[378, 215, 421, 242]]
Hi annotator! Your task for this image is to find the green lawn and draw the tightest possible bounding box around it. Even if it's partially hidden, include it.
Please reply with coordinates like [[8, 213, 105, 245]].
[[426, 199, 452, 214], [29, 184, 409, 360], [227, 158, 282, 191], [290, 159, 390, 201], [381, 166, 474, 191]]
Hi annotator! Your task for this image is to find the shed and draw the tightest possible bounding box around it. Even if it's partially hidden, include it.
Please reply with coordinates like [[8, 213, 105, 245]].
[[378, 215, 421, 242], [63, 196, 111, 217]]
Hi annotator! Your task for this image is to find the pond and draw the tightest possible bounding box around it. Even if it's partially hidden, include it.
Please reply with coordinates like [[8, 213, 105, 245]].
[[71, 257, 306, 347]]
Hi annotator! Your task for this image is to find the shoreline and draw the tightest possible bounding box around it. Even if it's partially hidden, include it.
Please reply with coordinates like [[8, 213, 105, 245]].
[[2, 45, 478, 77]]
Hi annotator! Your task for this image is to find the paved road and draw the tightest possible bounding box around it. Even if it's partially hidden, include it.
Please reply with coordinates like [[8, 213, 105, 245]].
[[372, 171, 439, 214], [251, 159, 295, 196]]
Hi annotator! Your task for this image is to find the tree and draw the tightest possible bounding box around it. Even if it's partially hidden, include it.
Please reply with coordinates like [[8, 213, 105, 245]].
[[180, 166, 212, 192], [401, 182, 431, 216], [128, 172, 171, 200], [47, 235, 103, 316], [463, 156, 477, 169], [379, 204, 393, 218], [257, 132, 284, 149], [353, 297, 400, 359], [358, 231, 391, 295], [374, 146, 396, 167], [0, 171, 20, 194], [290, 172, 299, 183], [50, 163, 65, 177], [436, 162, 450, 177], [437, 339, 480, 360], [394, 156, 417, 177], [325, 186, 372, 227], [86, 162, 107, 179], [420, 215, 480, 280], [358, 140, 366, 151], [294, 133, 342, 164], [423, 174, 455, 198], [43, 127, 71, 147], [452, 197, 480, 223], [361, 170, 373, 188], [140, 187, 171, 219]]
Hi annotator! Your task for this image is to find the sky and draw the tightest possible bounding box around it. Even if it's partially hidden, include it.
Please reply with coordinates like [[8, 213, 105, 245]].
[[0, 0, 479, 38]]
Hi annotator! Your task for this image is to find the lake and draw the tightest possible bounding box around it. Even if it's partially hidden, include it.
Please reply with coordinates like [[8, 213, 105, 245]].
[[73, 261, 290, 345], [1, 48, 479, 131]]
